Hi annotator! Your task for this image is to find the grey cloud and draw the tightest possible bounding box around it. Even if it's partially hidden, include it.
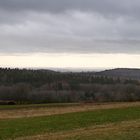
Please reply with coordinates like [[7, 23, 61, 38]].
[[0, 0, 140, 54], [0, 0, 140, 17]]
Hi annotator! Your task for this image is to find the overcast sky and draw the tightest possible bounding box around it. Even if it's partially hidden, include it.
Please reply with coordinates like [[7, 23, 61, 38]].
[[0, 0, 140, 69]]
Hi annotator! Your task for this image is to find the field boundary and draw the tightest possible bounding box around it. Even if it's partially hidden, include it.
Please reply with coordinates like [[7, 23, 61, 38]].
[[0, 102, 140, 119]]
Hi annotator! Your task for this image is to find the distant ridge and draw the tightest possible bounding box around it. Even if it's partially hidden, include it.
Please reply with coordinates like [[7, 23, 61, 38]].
[[96, 68, 140, 79]]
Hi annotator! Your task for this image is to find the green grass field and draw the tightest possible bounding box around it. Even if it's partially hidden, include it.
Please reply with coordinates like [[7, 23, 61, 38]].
[[0, 104, 140, 140]]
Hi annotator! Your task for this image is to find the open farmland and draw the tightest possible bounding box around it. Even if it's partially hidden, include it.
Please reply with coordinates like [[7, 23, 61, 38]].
[[0, 102, 140, 140]]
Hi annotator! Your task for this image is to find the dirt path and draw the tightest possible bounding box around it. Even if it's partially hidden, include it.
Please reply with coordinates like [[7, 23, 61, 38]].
[[0, 102, 140, 119]]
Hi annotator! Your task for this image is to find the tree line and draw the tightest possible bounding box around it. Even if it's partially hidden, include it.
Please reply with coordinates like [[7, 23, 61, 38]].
[[0, 68, 140, 104]]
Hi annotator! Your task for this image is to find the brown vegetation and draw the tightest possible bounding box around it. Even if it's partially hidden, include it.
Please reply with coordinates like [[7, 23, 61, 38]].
[[0, 102, 140, 119]]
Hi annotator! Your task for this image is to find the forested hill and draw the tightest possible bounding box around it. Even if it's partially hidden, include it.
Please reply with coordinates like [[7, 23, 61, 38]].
[[0, 68, 140, 86], [0, 68, 96, 86], [96, 68, 140, 79], [0, 68, 140, 104], [0, 68, 140, 83], [0, 68, 59, 86]]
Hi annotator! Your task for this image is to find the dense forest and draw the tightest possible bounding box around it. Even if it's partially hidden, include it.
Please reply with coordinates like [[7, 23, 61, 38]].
[[0, 68, 140, 104]]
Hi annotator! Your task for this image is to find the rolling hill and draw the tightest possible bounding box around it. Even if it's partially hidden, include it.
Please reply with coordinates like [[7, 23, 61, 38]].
[[96, 68, 140, 79]]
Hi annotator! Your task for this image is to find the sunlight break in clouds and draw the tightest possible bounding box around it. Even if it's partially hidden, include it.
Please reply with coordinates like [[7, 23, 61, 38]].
[[0, 53, 140, 69]]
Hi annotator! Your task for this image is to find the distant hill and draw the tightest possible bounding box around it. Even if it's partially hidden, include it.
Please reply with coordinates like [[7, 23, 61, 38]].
[[96, 68, 140, 79]]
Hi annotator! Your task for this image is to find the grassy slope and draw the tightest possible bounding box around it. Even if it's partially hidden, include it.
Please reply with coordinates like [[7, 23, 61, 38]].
[[17, 120, 140, 140], [0, 106, 140, 139], [66, 120, 140, 140]]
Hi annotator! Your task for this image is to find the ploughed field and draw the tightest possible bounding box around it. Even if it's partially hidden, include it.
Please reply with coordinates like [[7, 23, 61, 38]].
[[0, 102, 140, 140]]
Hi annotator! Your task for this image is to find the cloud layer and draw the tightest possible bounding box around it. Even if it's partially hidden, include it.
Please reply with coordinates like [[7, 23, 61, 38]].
[[0, 0, 140, 54]]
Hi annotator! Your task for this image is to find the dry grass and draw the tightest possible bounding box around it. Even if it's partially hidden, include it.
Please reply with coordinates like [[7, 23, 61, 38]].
[[0, 102, 140, 119], [16, 119, 140, 140]]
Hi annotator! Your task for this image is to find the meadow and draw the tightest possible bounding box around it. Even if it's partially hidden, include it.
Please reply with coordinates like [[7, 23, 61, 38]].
[[0, 102, 140, 140]]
